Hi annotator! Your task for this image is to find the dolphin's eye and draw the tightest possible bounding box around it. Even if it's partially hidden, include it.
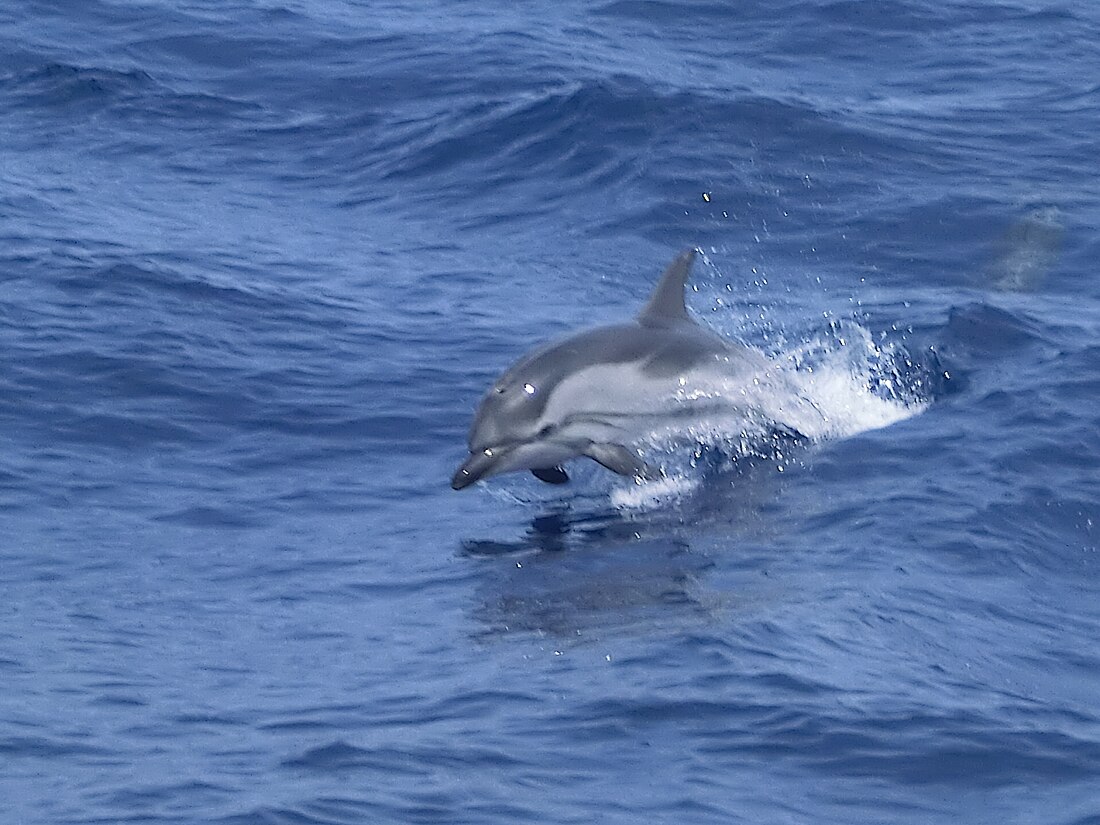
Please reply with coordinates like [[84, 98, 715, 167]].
[[538, 424, 554, 437]]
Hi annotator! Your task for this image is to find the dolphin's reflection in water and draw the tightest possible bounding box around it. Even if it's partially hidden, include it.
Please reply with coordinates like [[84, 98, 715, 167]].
[[465, 528, 716, 639], [461, 457, 790, 640], [461, 508, 579, 557]]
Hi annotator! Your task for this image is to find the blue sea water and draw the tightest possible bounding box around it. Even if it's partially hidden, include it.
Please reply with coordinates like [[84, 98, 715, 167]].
[[3, 0, 1100, 822]]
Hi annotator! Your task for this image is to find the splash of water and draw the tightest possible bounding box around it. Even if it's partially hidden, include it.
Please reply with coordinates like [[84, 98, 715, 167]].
[[778, 319, 930, 439], [612, 317, 932, 510]]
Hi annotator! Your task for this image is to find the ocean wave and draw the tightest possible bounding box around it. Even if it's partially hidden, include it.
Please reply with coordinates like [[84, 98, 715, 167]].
[[0, 62, 154, 108], [374, 79, 914, 196]]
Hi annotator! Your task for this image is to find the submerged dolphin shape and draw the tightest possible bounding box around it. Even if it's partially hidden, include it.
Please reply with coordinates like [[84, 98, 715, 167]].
[[451, 249, 783, 490]]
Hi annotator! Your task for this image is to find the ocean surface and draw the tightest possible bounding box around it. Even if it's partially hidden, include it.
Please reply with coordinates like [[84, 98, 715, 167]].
[[3, 1, 1099, 822]]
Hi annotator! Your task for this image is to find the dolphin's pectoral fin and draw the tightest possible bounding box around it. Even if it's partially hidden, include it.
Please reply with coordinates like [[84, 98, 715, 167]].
[[585, 443, 656, 481], [532, 466, 570, 484]]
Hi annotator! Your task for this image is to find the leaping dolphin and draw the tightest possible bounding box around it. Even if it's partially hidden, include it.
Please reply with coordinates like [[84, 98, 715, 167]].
[[451, 249, 795, 490]]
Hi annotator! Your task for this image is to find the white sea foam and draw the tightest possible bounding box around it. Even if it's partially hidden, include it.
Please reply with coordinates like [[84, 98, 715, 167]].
[[776, 320, 929, 439], [609, 473, 699, 510]]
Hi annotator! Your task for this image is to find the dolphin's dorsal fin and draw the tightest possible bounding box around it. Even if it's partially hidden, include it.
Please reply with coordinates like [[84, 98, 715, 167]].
[[637, 249, 697, 327]]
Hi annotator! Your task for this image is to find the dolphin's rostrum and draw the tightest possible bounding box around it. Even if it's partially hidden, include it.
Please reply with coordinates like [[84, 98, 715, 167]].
[[451, 249, 780, 490]]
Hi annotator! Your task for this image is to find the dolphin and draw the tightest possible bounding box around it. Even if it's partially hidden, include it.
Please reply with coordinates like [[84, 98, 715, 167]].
[[451, 249, 792, 490]]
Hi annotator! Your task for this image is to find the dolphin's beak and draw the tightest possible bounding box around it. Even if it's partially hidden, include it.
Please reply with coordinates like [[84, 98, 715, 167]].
[[451, 448, 501, 490]]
